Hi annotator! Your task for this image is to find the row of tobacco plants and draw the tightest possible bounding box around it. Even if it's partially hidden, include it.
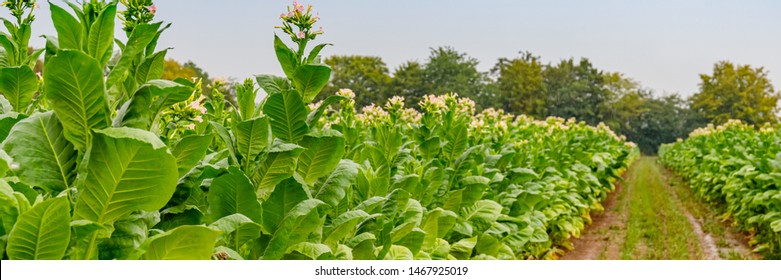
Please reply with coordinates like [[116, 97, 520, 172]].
[[0, 0, 635, 259], [659, 121, 781, 259]]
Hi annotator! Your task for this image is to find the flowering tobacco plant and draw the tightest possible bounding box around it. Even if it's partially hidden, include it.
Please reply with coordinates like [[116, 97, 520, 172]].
[[0, 0, 636, 261], [0, 0, 42, 114], [276, 1, 325, 63], [660, 120, 781, 258], [119, 0, 156, 34]]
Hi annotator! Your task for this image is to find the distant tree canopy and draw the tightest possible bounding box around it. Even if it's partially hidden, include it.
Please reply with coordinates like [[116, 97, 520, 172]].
[[318, 47, 779, 154], [321, 55, 392, 108], [690, 61, 780, 125], [491, 52, 545, 118], [162, 58, 211, 83]]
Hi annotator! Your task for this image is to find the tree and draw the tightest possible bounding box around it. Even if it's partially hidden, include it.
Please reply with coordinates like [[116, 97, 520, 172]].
[[690, 61, 780, 125], [162, 58, 203, 81], [611, 91, 700, 154], [490, 52, 546, 117], [321, 55, 392, 108], [423, 47, 489, 107], [543, 58, 612, 125], [389, 61, 428, 108]]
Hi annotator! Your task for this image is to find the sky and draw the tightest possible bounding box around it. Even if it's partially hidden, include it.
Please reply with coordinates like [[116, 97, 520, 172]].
[[4, 0, 781, 97]]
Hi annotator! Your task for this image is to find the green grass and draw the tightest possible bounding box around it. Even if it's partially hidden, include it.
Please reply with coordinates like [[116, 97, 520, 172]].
[[619, 157, 702, 259], [661, 161, 757, 260]]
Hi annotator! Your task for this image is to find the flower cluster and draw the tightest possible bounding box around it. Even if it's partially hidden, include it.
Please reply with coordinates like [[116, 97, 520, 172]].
[[277, 1, 323, 43], [456, 97, 476, 116], [384, 96, 405, 111], [119, 0, 156, 34], [688, 119, 753, 138], [399, 108, 422, 123], [336, 88, 356, 100], [2, 0, 37, 25], [356, 104, 390, 125], [419, 95, 447, 113]]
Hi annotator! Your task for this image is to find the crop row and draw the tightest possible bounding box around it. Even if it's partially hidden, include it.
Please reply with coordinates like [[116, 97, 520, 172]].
[[659, 121, 781, 258], [0, 1, 634, 260]]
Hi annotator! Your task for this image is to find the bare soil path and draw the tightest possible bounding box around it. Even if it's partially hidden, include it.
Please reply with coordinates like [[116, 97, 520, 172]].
[[560, 156, 758, 260]]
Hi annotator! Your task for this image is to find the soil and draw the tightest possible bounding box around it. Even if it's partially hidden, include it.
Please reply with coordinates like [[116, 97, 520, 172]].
[[559, 157, 758, 260]]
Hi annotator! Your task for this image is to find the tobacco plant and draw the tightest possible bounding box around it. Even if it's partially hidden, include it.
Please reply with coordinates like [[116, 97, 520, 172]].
[[0, 1, 634, 260], [660, 121, 781, 258]]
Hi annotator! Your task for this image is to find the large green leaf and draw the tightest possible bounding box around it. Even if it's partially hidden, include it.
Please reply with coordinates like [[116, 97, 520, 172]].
[[0, 66, 38, 112], [285, 242, 332, 260], [86, 3, 116, 67], [382, 245, 414, 260], [73, 128, 178, 225], [97, 211, 158, 260], [293, 64, 331, 103], [453, 200, 502, 237], [261, 177, 309, 234], [273, 34, 297, 79], [49, 3, 83, 50], [297, 130, 345, 185], [114, 80, 194, 129], [263, 199, 327, 260], [171, 134, 213, 177], [252, 141, 303, 200], [255, 74, 291, 96], [315, 160, 360, 208], [443, 124, 468, 161], [1, 111, 77, 193], [134, 49, 167, 85], [0, 111, 26, 143], [0, 34, 17, 66], [44, 50, 110, 152], [207, 167, 263, 223], [323, 210, 368, 248], [6, 196, 71, 260], [263, 91, 309, 143], [449, 236, 477, 260], [208, 214, 262, 251], [0, 180, 19, 235], [234, 116, 270, 168], [105, 23, 162, 95], [139, 225, 221, 260]]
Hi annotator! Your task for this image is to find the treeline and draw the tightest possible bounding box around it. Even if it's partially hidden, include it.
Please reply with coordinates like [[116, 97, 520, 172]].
[[317, 47, 781, 154]]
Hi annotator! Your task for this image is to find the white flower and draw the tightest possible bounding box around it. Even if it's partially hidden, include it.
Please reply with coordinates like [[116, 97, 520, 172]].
[[336, 88, 355, 99], [193, 115, 203, 123], [384, 96, 405, 110], [185, 123, 196, 130], [308, 100, 324, 111]]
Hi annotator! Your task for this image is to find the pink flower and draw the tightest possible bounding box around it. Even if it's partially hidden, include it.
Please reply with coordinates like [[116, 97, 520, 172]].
[[280, 13, 286, 18], [194, 116, 203, 123], [147, 5, 156, 14], [185, 123, 196, 130], [297, 31, 306, 39], [288, 11, 294, 17]]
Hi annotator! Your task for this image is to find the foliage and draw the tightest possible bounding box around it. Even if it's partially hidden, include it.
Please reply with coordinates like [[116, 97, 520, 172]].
[[490, 52, 545, 118], [320, 55, 391, 108], [0, 1, 634, 260], [659, 121, 781, 258], [690, 61, 780, 126]]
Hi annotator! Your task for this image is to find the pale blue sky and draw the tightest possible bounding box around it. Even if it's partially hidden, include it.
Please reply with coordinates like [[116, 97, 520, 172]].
[[4, 0, 781, 96]]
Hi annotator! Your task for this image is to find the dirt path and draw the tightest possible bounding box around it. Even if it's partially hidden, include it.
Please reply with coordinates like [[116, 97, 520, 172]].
[[560, 156, 757, 260]]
